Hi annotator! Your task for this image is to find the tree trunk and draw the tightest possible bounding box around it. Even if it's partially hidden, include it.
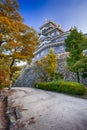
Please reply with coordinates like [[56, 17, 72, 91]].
[[10, 59, 15, 70], [10, 59, 14, 78], [76, 72, 80, 83]]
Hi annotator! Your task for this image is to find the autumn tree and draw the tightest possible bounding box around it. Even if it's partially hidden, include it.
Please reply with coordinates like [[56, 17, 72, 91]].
[[43, 49, 57, 80], [65, 28, 87, 82], [0, 0, 39, 87], [0, 58, 10, 90]]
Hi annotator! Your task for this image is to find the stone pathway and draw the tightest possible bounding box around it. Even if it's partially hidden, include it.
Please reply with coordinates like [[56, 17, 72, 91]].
[[8, 87, 87, 130]]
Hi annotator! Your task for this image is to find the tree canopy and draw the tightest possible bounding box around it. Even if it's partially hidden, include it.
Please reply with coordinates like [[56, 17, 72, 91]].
[[0, 58, 10, 90], [0, 0, 39, 87], [43, 49, 57, 75], [65, 27, 87, 82]]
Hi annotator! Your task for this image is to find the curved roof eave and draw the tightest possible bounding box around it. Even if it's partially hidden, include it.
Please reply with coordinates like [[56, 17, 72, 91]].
[[34, 41, 64, 55]]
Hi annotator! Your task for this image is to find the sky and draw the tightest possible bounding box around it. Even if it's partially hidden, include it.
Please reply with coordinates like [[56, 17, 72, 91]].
[[17, 0, 87, 33]]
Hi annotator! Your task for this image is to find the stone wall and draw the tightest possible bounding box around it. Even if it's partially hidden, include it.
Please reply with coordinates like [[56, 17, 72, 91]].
[[14, 58, 87, 87], [57, 58, 77, 82], [14, 66, 40, 87]]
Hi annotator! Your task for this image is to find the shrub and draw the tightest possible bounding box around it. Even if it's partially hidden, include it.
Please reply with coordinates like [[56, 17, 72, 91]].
[[58, 81, 85, 95], [35, 81, 85, 95]]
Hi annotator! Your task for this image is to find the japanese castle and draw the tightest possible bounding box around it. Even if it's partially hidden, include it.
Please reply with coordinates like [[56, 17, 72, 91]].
[[33, 20, 69, 62], [33, 20, 87, 62]]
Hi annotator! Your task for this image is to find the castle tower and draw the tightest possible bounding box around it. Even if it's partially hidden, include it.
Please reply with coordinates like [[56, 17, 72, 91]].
[[33, 20, 70, 62]]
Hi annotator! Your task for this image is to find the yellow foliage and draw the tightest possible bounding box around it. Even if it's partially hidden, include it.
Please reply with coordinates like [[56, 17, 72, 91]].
[[36, 49, 58, 77], [0, 59, 10, 89], [0, 0, 40, 88]]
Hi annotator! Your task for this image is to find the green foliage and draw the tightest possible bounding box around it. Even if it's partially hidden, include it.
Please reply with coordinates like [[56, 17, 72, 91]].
[[73, 57, 87, 72], [58, 81, 85, 95], [65, 27, 87, 82], [35, 49, 62, 82], [35, 82, 60, 91], [73, 57, 87, 78], [35, 81, 85, 95], [49, 72, 63, 81]]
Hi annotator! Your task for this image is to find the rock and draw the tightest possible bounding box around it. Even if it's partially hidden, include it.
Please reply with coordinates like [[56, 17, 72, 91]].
[[14, 65, 42, 87]]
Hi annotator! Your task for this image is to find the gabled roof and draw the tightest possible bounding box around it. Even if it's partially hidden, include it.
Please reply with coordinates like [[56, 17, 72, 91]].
[[39, 20, 64, 33]]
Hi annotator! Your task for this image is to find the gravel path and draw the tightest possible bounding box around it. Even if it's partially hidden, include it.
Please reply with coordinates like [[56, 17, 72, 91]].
[[8, 87, 87, 130]]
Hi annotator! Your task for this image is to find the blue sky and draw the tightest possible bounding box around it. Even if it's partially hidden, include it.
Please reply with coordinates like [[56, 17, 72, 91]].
[[17, 0, 87, 33]]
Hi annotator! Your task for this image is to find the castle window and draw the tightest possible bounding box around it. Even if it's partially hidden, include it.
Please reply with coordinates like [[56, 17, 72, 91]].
[[36, 54, 39, 59], [54, 45, 65, 53], [51, 32, 55, 37], [41, 51, 44, 56], [56, 31, 60, 35]]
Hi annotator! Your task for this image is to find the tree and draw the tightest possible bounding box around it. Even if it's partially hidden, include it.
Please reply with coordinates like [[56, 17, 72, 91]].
[[73, 57, 87, 78], [65, 27, 87, 82], [35, 49, 62, 81], [0, 0, 39, 86], [43, 49, 58, 80], [0, 58, 10, 90], [0, 0, 23, 45]]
